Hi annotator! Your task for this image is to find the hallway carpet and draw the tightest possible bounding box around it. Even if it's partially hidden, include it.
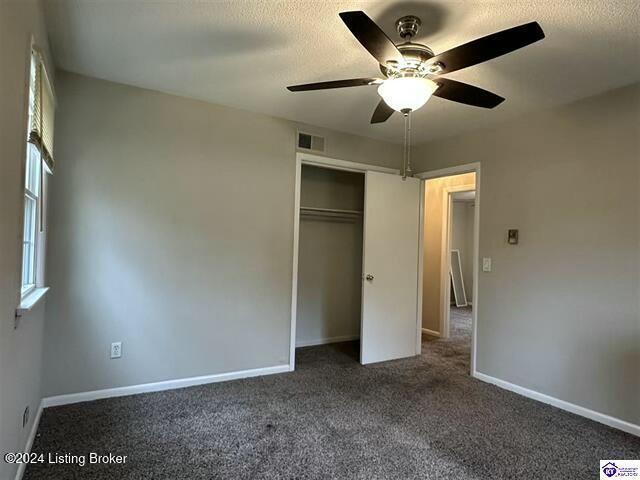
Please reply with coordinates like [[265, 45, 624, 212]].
[[26, 308, 639, 479]]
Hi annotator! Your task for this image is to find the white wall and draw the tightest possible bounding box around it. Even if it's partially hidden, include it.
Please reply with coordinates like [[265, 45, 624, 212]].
[[414, 83, 640, 425], [296, 166, 363, 346], [451, 199, 474, 302], [0, 1, 53, 478], [43, 71, 401, 397]]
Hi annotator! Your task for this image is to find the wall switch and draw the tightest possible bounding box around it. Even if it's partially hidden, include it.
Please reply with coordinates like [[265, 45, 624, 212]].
[[110, 342, 122, 359], [482, 257, 492, 272]]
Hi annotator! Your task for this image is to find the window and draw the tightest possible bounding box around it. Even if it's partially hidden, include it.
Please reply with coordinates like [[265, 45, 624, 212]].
[[22, 143, 41, 295], [21, 48, 54, 298]]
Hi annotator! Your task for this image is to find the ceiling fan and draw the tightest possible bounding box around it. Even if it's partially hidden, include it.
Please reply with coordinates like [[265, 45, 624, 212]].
[[287, 11, 545, 124]]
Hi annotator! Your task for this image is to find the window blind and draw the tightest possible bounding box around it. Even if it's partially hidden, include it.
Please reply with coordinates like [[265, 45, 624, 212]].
[[28, 50, 55, 173]]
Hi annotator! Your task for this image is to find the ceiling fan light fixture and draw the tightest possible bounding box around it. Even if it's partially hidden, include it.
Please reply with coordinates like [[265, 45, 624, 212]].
[[377, 77, 438, 113]]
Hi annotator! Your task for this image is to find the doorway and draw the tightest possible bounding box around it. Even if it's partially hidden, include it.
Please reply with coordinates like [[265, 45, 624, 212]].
[[417, 165, 480, 374], [447, 190, 476, 364]]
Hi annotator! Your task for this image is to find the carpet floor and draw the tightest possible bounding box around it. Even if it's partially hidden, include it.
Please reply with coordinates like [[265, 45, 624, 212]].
[[25, 307, 639, 479]]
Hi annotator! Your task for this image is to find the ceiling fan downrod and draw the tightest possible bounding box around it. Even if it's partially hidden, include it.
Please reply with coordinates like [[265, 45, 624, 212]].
[[397, 15, 421, 40]]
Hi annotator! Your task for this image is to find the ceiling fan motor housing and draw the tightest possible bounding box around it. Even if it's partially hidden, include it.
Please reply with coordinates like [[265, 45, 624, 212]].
[[380, 42, 442, 78], [380, 16, 444, 78]]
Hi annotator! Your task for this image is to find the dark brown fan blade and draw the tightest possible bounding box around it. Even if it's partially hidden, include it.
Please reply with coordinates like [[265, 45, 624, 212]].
[[429, 22, 544, 74], [339, 11, 405, 66], [433, 78, 505, 108], [371, 99, 395, 124], [287, 78, 382, 92]]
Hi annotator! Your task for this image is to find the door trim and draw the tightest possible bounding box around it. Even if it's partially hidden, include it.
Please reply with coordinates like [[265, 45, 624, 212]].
[[415, 162, 481, 376], [289, 152, 399, 370], [415, 179, 425, 354], [297, 152, 399, 174]]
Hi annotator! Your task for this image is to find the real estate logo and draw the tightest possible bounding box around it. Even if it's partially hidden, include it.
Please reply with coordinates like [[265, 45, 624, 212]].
[[603, 462, 619, 477], [601, 460, 640, 479]]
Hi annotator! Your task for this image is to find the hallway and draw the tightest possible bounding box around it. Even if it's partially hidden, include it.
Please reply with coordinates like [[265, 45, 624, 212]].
[[423, 306, 472, 374]]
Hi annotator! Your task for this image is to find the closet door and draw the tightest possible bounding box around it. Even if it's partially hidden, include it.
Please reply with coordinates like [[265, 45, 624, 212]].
[[360, 171, 421, 365]]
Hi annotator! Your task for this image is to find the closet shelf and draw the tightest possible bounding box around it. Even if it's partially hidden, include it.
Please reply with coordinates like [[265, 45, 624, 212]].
[[300, 206, 363, 219]]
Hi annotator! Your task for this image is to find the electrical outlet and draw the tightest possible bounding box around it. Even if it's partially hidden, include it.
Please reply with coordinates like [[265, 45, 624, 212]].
[[22, 406, 30, 428], [110, 342, 122, 359]]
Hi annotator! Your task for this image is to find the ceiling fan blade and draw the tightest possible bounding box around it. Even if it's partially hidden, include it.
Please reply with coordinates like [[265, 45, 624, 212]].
[[339, 11, 405, 66], [433, 78, 505, 108], [371, 99, 395, 124], [287, 78, 383, 92], [429, 22, 545, 74]]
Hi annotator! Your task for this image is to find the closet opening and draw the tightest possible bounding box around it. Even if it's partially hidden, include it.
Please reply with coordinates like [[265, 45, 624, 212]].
[[294, 164, 364, 364]]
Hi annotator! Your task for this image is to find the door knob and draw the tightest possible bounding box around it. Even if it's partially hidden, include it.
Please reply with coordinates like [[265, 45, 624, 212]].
[[365, 274, 374, 281]]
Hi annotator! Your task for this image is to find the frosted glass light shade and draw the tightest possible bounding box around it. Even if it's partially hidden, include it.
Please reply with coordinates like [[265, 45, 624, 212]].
[[377, 77, 438, 112]]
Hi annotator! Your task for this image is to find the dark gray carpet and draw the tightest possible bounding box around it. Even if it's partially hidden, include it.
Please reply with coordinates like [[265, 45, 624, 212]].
[[26, 307, 639, 479]]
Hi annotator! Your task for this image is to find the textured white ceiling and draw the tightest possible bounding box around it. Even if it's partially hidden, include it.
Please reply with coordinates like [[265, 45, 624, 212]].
[[44, 0, 640, 145]]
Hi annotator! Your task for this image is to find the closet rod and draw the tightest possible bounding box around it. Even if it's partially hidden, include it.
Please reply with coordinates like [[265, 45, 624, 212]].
[[299, 206, 363, 218]]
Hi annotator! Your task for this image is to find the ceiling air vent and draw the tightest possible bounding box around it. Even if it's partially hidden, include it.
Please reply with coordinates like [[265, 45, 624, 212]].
[[297, 131, 325, 153]]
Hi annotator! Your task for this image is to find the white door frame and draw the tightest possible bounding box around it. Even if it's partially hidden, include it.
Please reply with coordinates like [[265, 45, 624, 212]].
[[415, 162, 481, 376], [289, 152, 400, 370]]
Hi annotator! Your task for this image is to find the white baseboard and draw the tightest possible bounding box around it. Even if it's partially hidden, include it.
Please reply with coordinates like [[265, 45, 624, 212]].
[[296, 335, 359, 348], [15, 401, 44, 480], [42, 364, 290, 408], [473, 371, 639, 437], [421, 328, 440, 337]]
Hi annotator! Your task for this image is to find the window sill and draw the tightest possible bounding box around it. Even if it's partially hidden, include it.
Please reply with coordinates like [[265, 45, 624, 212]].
[[16, 287, 50, 317]]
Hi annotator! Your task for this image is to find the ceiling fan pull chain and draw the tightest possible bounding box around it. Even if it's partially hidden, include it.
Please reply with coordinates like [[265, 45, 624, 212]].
[[407, 111, 412, 177], [402, 113, 408, 179], [402, 110, 413, 180]]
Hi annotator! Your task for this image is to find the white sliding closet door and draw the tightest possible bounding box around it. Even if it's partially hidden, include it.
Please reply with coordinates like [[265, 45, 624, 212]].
[[360, 171, 421, 365]]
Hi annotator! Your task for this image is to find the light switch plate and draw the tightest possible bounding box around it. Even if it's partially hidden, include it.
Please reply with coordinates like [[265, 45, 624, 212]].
[[482, 257, 492, 272]]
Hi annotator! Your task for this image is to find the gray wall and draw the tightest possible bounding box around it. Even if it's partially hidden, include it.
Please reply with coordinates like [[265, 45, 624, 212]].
[[296, 166, 363, 346], [451, 199, 474, 302], [0, 1, 52, 478], [414, 83, 640, 425], [44, 71, 401, 397]]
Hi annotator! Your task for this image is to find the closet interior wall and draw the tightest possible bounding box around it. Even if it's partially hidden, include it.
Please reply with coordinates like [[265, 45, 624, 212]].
[[296, 165, 364, 348]]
